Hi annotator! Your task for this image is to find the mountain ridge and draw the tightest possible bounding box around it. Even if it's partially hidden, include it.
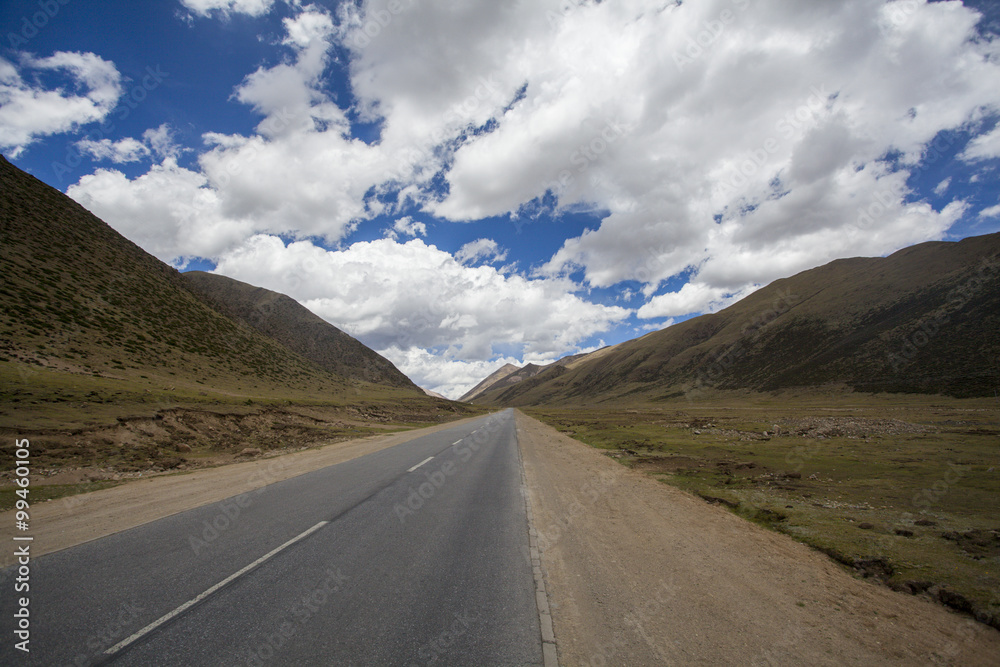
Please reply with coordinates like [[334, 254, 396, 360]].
[[181, 271, 417, 390], [459, 351, 609, 403], [0, 154, 434, 433], [472, 233, 1000, 406]]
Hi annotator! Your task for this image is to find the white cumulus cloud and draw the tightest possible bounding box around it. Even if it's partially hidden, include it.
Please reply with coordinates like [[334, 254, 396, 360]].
[[180, 0, 275, 18], [68, 159, 242, 263], [143, 124, 182, 159], [0, 51, 122, 157], [638, 283, 759, 320], [385, 216, 427, 239], [337, 0, 1000, 316], [75, 137, 150, 163], [210, 235, 630, 394], [961, 124, 1000, 161], [68, 6, 384, 258], [456, 238, 507, 266]]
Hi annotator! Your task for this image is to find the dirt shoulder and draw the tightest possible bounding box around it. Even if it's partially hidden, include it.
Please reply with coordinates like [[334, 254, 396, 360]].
[[0, 415, 481, 567], [515, 410, 1000, 666]]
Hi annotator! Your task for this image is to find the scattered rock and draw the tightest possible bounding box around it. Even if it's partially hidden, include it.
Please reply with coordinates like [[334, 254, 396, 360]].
[[177, 443, 192, 453], [854, 557, 894, 580], [693, 429, 701, 435], [892, 580, 934, 595], [754, 508, 787, 523], [936, 587, 976, 615], [858, 522, 875, 530], [236, 447, 262, 458], [784, 417, 934, 439], [815, 546, 852, 568], [940, 529, 1000, 558], [894, 528, 914, 537], [697, 493, 740, 509], [915, 518, 936, 526]]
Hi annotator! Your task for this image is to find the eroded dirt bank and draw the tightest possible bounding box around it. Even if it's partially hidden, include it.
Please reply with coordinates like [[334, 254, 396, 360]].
[[516, 410, 1000, 666]]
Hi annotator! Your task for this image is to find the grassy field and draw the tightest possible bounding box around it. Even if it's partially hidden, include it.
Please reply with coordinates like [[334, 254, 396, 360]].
[[0, 359, 483, 508], [0, 358, 453, 432], [526, 392, 1000, 628]]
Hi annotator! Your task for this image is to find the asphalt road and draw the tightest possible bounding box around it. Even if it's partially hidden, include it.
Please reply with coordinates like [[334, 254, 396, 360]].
[[1, 409, 542, 666]]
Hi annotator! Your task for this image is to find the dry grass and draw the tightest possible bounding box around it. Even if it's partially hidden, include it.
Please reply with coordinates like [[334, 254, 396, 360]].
[[527, 391, 1000, 628]]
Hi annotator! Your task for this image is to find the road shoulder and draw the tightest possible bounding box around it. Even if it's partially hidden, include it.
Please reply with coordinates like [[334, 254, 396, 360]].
[[515, 409, 1000, 666]]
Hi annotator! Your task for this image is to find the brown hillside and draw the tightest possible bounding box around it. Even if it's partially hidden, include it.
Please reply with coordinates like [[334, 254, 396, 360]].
[[477, 233, 1000, 405], [182, 271, 417, 390]]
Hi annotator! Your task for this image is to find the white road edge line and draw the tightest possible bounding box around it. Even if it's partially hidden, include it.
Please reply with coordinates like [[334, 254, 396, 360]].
[[407, 456, 434, 473], [452, 440, 463, 446], [105, 520, 330, 657]]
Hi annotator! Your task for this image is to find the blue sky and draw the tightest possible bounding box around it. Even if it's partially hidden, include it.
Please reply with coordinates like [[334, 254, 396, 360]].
[[2, 0, 999, 397]]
